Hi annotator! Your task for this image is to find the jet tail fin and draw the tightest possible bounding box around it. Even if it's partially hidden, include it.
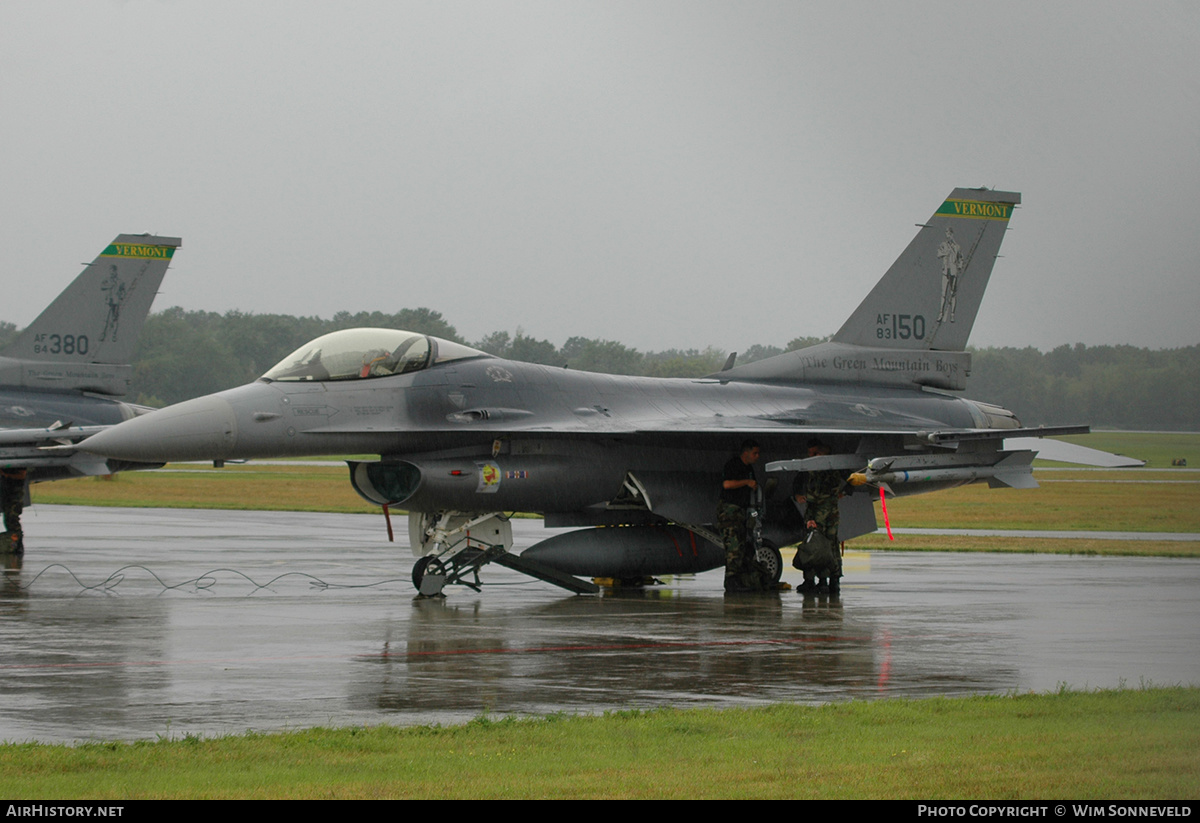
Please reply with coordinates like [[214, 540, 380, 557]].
[[718, 188, 1018, 390], [833, 187, 1020, 351], [5, 234, 180, 365]]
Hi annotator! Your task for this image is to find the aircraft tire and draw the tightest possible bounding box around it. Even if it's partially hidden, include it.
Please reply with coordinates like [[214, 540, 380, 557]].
[[757, 541, 783, 585]]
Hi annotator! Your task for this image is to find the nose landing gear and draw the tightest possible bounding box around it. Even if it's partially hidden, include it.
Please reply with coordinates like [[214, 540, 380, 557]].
[[408, 511, 599, 597]]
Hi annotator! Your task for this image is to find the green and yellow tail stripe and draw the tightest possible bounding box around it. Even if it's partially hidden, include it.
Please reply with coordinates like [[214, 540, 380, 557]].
[[100, 243, 176, 259], [935, 199, 1015, 221]]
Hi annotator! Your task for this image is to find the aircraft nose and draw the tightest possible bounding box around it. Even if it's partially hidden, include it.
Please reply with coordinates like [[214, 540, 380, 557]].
[[78, 394, 239, 463]]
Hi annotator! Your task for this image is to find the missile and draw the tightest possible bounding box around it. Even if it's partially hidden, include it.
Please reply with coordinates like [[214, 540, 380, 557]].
[[848, 451, 1038, 491]]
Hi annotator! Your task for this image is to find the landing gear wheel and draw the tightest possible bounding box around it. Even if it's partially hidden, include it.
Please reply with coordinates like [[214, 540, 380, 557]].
[[756, 541, 783, 585], [412, 555, 447, 590]]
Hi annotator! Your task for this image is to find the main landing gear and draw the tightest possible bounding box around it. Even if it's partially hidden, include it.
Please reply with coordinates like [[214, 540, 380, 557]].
[[755, 540, 784, 586]]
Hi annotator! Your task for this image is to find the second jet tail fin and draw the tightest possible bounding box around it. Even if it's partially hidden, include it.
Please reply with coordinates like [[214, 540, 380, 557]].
[[6, 234, 181, 365], [0, 234, 180, 395]]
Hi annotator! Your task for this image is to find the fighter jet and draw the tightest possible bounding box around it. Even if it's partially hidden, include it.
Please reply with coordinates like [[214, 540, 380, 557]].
[[78, 189, 1113, 594], [0, 234, 181, 554]]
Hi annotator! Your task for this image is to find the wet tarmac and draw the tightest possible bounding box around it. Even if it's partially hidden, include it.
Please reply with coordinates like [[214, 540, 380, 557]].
[[2, 505, 1198, 744]]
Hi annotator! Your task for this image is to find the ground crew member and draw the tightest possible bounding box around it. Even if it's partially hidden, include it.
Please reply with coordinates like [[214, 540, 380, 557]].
[[1, 468, 27, 556], [792, 439, 844, 593], [718, 439, 764, 593]]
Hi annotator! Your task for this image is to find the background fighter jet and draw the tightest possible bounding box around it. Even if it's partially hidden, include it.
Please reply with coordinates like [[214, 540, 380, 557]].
[[0, 234, 180, 554], [79, 189, 1117, 594]]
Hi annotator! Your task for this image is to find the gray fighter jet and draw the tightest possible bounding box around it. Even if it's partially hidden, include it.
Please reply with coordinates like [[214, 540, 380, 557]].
[[0, 234, 180, 553], [78, 189, 1116, 594]]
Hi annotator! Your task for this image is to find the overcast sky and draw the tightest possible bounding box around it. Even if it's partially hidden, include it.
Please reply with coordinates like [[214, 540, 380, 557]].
[[2, 1, 1197, 353]]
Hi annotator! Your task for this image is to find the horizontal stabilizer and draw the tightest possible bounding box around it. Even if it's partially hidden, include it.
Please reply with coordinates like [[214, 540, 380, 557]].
[[1005, 437, 1145, 467]]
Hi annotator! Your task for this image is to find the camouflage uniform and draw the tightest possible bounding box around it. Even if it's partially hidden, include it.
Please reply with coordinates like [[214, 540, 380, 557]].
[[717, 501, 758, 589], [795, 470, 843, 583], [719, 454, 765, 591], [1, 469, 26, 556]]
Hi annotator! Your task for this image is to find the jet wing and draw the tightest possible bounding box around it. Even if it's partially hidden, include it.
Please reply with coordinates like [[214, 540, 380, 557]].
[[764, 425, 1138, 476]]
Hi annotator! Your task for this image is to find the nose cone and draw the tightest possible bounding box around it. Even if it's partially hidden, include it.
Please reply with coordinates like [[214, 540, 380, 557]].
[[78, 394, 238, 463]]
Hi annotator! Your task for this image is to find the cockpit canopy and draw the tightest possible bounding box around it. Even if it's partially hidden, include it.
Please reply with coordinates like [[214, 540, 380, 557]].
[[262, 328, 486, 382]]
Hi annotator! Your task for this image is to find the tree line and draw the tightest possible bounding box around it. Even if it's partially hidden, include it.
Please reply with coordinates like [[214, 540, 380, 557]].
[[0, 310, 1194, 430]]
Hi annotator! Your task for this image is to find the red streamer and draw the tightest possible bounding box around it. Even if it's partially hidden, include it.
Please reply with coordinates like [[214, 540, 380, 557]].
[[880, 486, 893, 540], [382, 503, 395, 543]]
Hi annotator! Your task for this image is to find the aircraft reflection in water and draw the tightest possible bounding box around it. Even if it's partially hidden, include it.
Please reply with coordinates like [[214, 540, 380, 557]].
[[78, 189, 1125, 595], [0, 234, 180, 555]]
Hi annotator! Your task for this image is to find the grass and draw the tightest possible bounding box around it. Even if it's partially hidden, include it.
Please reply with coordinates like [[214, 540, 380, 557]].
[[31, 464, 379, 514], [2, 688, 1195, 799], [873, 474, 1200, 532]]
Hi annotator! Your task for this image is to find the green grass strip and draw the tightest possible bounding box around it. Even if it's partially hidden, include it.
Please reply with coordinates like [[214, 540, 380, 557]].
[[2, 688, 1197, 799]]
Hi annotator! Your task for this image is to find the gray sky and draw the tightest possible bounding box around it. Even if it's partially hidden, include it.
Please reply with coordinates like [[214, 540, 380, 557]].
[[3, 0, 1197, 353]]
